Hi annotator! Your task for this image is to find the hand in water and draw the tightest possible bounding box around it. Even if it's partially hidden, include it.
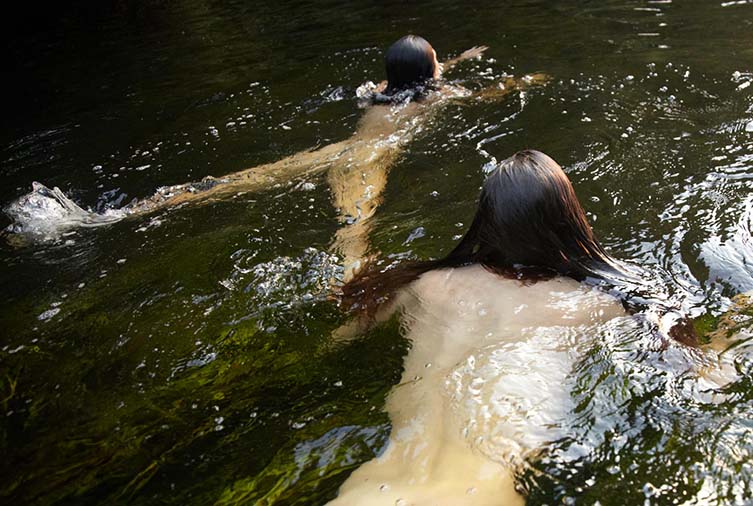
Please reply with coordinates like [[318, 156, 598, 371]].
[[442, 45, 489, 74], [457, 45, 489, 61]]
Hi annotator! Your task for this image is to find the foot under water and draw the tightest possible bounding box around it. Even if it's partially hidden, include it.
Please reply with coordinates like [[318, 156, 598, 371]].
[[3, 182, 126, 242]]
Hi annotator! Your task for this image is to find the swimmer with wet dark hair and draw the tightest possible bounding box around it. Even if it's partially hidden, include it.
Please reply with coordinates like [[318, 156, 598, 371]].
[[385, 34, 441, 93], [328, 150, 706, 505], [342, 149, 697, 338], [361, 34, 488, 103], [6, 36, 545, 281]]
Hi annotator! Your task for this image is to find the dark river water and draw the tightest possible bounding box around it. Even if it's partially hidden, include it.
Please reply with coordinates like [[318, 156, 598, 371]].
[[2, 1, 753, 504]]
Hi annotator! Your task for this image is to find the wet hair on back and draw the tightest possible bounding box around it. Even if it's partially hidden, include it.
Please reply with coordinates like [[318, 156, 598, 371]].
[[343, 150, 616, 313], [385, 35, 437, 94], [341, 149, 698, 345], [449, 150, 621, 280]]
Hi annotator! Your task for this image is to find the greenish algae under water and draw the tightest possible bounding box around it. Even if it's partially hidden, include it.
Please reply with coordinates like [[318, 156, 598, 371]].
[[2, 0, 753, 504]]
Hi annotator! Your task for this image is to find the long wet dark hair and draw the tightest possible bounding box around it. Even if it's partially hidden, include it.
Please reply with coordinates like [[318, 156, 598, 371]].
[[384, 35, 438, 94], [343, 150, 698, 345]]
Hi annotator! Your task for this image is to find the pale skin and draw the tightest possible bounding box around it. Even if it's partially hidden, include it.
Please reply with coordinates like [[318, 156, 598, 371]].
[[126, 46, 494, 216], [328, 264, 626, 505], [328, 267, 750, 506], [118, 47, 547, 280], [322, 68, 547, 280]]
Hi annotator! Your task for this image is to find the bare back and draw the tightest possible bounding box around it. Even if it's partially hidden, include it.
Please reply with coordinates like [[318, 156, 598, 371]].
[[329, 265, 624, 506]]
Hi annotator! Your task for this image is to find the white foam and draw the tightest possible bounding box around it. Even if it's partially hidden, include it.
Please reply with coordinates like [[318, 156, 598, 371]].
[[4, 182, 126, 243]]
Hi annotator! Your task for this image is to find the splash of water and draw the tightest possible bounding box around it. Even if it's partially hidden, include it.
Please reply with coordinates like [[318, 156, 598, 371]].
[[220, 247, 342, 325], [3, 182, 126, 242]]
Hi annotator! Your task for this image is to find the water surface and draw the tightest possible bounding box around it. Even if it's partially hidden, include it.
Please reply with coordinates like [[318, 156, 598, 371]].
[[2, 0, 753, 504]]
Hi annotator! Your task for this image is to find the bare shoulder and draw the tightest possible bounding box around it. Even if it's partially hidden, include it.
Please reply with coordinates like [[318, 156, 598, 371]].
[[409, 264, 625, 327]]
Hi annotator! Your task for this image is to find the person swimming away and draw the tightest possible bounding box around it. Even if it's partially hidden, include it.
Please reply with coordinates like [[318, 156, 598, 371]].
[[4, 35, 547, 281], [356, 34, 484, 103], [326, 150, 706, 505]]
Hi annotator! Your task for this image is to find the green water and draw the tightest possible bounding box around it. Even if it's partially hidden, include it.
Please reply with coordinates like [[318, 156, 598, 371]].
[[2, 0, 753, 504]]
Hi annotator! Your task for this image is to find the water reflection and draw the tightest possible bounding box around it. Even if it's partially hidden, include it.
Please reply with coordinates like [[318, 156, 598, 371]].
[[525, 315, 753, 505], [1, 0, 753, 504]]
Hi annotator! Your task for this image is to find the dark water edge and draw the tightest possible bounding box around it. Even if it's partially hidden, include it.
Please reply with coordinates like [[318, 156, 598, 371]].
[[2, 0, 753, 504]]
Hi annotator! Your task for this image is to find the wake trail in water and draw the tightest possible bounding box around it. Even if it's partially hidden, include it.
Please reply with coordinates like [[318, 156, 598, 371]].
[[3, 182, 127, 242], [3, 175, 234, 244]]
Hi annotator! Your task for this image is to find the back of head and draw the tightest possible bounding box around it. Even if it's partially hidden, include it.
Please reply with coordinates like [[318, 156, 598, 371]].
[[385, 35, 438, 94], [446, 149, 615, 279], [342, 149, 697, 345], [343, 149, 616, 315]]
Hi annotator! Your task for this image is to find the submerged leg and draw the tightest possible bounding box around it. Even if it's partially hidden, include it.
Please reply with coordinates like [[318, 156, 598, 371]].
[[130, 139, 354, 214], [3, 140, 352, 243], [327, 139, 399, 282]]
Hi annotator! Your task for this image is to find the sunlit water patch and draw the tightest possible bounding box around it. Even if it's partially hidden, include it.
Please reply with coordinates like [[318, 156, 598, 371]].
[[506, 317, 753, 505], [3, 0, 753, 504]]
